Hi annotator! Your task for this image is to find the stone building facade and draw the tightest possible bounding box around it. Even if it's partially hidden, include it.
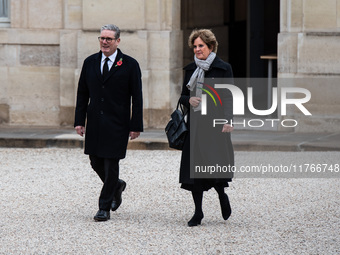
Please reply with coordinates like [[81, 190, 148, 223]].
[[0, 0, 339, 132], [0, 0, 182, 128], [279, 0, 340, 132]]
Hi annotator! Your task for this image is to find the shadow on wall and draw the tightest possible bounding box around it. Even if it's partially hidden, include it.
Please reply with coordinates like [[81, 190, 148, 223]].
[[0, 104, 9, 124]]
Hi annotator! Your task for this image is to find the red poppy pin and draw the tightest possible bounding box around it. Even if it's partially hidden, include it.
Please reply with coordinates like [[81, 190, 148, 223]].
[[115, 58, 123, 67]]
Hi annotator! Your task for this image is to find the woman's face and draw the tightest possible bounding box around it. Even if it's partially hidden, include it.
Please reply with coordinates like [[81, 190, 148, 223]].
[[193, 37, 212, 60]]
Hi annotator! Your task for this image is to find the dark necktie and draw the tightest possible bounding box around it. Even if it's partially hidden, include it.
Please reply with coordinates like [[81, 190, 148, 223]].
[[102, 57, 110, 78]]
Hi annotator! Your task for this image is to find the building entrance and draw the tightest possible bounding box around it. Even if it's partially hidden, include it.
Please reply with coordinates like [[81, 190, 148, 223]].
[[181, 0, 279, 114]]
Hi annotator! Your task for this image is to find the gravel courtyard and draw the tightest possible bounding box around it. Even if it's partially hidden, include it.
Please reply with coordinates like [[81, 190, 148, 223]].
[[0, 148, 339, 254]]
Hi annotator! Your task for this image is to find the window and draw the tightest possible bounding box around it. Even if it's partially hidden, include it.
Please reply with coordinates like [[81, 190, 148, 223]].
[[0, 0, 10, 26]]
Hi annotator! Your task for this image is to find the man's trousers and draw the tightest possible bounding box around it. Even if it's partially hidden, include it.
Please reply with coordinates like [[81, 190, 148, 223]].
[[89, 155, 120, 211]]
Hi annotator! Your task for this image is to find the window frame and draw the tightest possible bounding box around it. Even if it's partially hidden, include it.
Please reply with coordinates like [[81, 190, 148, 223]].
[[0, 0, 10, 27]]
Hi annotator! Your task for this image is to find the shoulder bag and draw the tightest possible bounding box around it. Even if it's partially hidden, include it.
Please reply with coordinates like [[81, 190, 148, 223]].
[[165, 100, 188, 150]]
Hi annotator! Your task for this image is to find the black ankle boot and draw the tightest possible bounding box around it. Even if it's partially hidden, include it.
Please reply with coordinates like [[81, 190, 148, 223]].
[[220, 193, 231, 220], [188, 211, 204, 227]]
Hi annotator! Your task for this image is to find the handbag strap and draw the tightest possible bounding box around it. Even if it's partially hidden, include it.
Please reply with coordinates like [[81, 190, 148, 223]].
[[176, 100, 188, 116]]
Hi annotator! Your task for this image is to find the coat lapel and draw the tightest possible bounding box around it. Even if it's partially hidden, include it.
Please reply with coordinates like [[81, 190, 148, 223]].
[[95, 52, 103, 82], [103, 49, 124, 83]]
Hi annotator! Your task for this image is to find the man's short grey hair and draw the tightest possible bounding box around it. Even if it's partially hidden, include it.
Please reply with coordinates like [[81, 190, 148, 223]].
[[101, 24, 120, 39]]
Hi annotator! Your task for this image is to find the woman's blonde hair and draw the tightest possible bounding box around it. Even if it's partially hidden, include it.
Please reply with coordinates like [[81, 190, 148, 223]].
[[188, 29, 218, 53]]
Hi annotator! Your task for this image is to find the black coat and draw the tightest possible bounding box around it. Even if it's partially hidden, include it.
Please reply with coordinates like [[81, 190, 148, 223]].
[[179, 56, 234, 191], [74, 49, 143, 159]]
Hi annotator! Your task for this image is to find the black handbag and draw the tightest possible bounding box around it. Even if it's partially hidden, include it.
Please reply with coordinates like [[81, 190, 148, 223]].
[[165, 101, 188, 150]]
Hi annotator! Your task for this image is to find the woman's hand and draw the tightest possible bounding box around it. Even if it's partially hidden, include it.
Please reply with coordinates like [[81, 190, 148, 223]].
[[189, 97, 201, 108], [222, 124, 234, 133]]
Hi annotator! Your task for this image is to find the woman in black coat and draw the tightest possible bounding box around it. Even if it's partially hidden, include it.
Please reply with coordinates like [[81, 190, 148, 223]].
[[179, 29, 234, 227]]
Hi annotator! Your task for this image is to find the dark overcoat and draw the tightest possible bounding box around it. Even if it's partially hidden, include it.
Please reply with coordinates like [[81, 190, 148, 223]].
[[179, 56, 234, 191], [74, 49, 143, 159]]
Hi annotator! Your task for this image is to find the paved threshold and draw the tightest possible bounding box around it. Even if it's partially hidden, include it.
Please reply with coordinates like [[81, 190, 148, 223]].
[[0, 126, 339, 151]]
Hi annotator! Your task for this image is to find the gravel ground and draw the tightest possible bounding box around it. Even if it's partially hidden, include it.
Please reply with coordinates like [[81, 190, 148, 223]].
[[0, 148, 339, 254]]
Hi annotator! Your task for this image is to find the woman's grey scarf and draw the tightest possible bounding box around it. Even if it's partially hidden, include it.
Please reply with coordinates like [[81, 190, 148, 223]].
[[186, 52, 216, 111]]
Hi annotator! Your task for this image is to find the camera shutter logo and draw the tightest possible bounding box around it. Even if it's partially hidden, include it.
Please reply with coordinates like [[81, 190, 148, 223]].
[[199, 83, 223, 115]]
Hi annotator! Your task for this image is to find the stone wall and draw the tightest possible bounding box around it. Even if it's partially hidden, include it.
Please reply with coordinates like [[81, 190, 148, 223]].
[[279, 0, 340, 132], [2, 0, 340, 132], [0, 0, 182, 128]]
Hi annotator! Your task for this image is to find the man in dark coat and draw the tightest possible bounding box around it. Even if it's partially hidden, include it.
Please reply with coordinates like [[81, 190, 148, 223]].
[[74, 24, 143, 221]]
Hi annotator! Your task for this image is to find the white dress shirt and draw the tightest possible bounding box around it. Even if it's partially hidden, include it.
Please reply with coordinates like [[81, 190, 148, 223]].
[[101, 50, 118, 74]]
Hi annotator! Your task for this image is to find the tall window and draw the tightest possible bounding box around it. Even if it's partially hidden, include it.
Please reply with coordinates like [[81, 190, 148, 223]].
[[0, 0, 10, 26]]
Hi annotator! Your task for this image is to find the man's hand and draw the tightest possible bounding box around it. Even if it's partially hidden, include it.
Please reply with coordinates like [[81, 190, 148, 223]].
[[129, 131, 140, 140], [75, 126, 85, 137], [222, 124, 234, 133]]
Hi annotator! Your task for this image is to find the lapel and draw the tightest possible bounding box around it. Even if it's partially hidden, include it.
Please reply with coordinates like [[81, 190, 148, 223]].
[[95, 52, 103, 82], [104, 49, 124, 83], [95, 49, 124, 83]]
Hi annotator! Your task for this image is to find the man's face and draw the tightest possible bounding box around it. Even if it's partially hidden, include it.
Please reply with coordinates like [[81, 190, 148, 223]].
[[99, 30, 120, 57]]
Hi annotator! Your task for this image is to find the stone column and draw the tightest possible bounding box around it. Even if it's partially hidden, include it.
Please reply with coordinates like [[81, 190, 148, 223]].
[[278, 0, 340, 132], [59, 0, 83, 125], [80, 0, 183, 128]]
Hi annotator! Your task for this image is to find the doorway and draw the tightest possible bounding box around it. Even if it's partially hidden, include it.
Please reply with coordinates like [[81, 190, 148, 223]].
[[181, 0, 280, 112]]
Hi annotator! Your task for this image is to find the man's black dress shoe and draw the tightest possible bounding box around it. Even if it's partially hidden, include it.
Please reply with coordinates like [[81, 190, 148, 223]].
[[94, 210, 110, 221], [111, 180, 126, 211]]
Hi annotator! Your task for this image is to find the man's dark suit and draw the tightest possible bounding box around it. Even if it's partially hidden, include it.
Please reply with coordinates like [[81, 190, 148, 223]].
[[74, 48, 143, 214]]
